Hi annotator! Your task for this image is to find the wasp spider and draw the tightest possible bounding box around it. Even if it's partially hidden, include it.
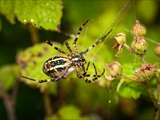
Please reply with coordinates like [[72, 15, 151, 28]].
[[22, 20, 112, 83]]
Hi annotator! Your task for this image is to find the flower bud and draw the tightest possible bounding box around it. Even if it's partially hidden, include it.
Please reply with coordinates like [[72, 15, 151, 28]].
[[131, 20, 146, 36], [107, 61, 123, 78], [154, 44, 160, 57], [131, 36, 148, 56], [113, 33, 126, 57], [114, 32, 126, 45], [135, 63, 156, 81]]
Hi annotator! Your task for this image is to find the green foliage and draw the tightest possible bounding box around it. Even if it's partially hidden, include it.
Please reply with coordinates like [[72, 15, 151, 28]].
[[58, 105, 88, 119], [0, 64, 19, 92], [18, 42, 59, 92], [136, 1, 158, 22], [0, 1, 15, 24], [45, 105, 88, 120], [0, 0, 63, 31], [118, 82, 144, 99]]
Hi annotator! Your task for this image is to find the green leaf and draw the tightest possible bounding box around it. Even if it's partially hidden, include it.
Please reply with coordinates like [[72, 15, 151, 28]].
[[45, 105, 88, 120], [0, 1, 15, 24], [17, 42, 61, 92], [58, 105, 88, 119], [118, 82, 145, 99], [0, 64, 19, 91], [0, 0, 63, 31], [122, 63, 136, 75]]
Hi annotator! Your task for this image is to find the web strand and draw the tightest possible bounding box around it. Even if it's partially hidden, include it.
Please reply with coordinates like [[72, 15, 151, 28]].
[[89, 0, 136, 62]]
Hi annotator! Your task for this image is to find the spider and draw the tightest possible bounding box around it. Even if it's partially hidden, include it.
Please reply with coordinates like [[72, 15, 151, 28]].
[[21, 20, 112, 83]]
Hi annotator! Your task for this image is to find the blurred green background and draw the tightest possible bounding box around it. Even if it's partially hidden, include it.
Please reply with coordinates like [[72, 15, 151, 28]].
[[0, 0, 160, 120]]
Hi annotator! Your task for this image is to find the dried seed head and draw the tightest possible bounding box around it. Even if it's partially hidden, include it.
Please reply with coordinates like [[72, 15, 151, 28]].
[[131, 36, 148, 56], [131, 20, 146, 36], [154, 44, 160, 57], [106, 61, 123, 78], [135, 63, 156, 81], [114, 32, 126, 45]]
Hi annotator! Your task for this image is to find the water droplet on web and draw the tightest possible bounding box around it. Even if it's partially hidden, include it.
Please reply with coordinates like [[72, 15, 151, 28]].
[[30, 19, 34, 22], [109, 100, 111, 103], [24, 19, 26, 23]]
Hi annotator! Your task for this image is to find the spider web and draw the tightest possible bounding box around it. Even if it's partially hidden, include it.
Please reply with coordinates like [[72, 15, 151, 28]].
[[89, 0, 136, 62], [82, 0, 136, 119], [83, 0, 159, 119]]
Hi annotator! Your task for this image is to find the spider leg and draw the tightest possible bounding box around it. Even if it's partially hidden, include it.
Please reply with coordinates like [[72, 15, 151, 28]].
[[65, 41, 73, 54], [93, 63, 97, 75], [21, 76, 56, 83], [86, 61, 90, 71], [42, 37, 70, 56], [75, 66, 82, 78], [79, 63, 105, 83], [54, 66, 70, 81], [77, 64, 91, 83], [73, 19, 89, 53], [75, 62, 91, 79], [81, 29, 113, 55], [92, 63, 105, 81]]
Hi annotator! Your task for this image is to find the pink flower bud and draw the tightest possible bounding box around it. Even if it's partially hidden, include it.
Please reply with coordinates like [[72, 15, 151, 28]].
[[131, 36, 148, 56], [131, 20, 146, 36]]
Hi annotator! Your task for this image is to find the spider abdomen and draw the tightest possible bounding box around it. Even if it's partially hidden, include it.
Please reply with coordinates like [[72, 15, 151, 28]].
[[42, 56, 72, 79]]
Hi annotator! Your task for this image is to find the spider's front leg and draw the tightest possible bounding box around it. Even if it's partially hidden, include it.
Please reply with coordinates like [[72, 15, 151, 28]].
[[21, 76, 57, 83], [81, 62, 105, 83], [42, 37, 70, 56]]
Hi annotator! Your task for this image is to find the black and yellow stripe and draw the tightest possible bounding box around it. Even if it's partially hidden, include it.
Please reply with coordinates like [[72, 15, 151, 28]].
[[73, 19, 89, 52], [43, 37, 70, 56], [82, 29, 113, 55]]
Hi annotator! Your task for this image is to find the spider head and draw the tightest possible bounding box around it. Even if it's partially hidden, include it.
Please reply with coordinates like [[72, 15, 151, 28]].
[[71, 53, 86, 65]]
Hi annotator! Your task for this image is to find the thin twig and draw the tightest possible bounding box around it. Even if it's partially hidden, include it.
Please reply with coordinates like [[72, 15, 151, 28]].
[[43, 90, 53, 116], [0, 80, 16, 120], [11, 79, 19, 108], [144, 82, 159, 120]]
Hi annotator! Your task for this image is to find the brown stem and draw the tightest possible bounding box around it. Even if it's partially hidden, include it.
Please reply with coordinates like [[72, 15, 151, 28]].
[[154, 72, 160, 120], [11, 79, 19, 108], [0, 81, 16, 120], [43, 90, 53, 116], [28, 24, 40, 44], [153, 107, 159, 120], [144, 82, 159, 120], [156, 72, 160, 104], [145, 82, 157, 108]]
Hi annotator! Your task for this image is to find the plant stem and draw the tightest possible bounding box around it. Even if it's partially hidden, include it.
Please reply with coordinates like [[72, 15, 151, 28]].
[[156, 72, 160, 105], [145, 82, 157, 107], [124, 43, 133, 53], [28, 25, 40, 44], [43, 90, 53, 116], [0, 81, 16, 120], [144, 82, 159, 120], [153, 107, 159, 120]]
